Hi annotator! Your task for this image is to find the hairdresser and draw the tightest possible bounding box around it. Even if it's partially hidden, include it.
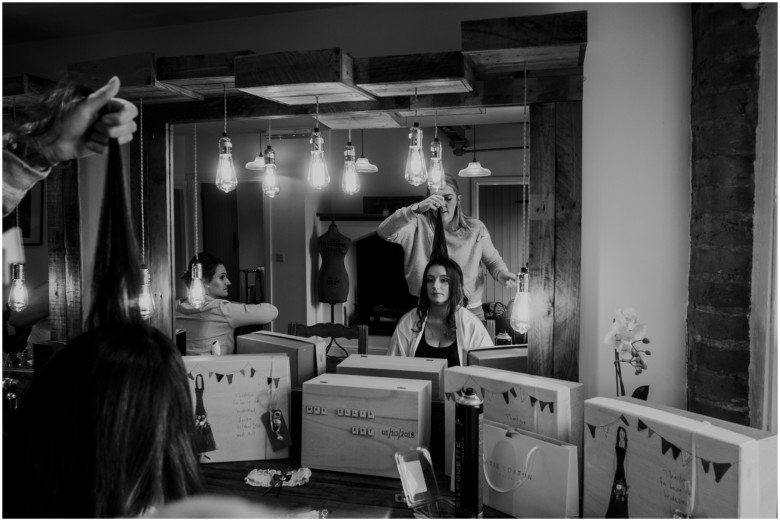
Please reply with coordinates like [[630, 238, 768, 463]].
[[378, 174, 517, 321], [3, 76, 138, 216]]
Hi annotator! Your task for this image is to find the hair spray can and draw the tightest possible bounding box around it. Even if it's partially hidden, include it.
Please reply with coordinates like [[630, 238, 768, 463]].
[[454, 387, 483, 518]]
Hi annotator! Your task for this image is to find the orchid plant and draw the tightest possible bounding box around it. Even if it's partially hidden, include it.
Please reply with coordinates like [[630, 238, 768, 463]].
[[603, 308, 651, 398]]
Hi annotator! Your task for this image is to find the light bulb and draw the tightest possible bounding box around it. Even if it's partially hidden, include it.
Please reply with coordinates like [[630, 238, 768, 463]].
[[216, 133, 238, 193], [138, 265, 155, 320], [307, 128, 330, 189], [404, 122, 428, 186], [510, 269, 530, 334], [342, 141, 360, 195], [262, 145, 280, 197], [428, 137, 445, 194], [188, 262, 207, 309], [7, 264, 28, 312]]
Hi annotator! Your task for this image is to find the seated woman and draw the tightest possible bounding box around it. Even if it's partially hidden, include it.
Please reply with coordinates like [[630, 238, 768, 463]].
[[5, 323, 203, 517], [176, 252, 278, 356], [389, 257, 493, 366]]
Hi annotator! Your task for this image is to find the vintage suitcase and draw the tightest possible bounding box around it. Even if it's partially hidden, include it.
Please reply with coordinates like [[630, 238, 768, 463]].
[[336, 354, 447, 400], [444, 365, 583, 477], [467, 346, 528, 373], [183, 354, 292, 463], [584, 396, 777, 518], [237, 331, 325, 387], [301, 373, 431, 478]]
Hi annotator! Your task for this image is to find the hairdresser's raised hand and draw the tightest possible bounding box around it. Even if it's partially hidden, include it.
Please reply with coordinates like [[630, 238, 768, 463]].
[[36, 76, 138, 164], [498, 271, 518, 290], [415, 194, 446, 214]]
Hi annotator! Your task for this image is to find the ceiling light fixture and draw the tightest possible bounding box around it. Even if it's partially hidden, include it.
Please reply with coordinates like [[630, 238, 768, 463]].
[[245, 127, 266, 170], [511, 63, 531, 334], [458, 124, 491, 177], [307, 96, 330, 189], [355, 129, 378, 173], [428, 110, 445, 195], [188, 124, 206, 309], [137, 98, 154, 319], [216, 84, 238, 192], [262, 120, 280, 198], [341, 127, 360, 195], [404, 88, 428, 186]]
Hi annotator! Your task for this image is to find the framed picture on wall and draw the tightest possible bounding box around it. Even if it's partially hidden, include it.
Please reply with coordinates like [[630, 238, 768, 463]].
[[3, 181, 44, 246]]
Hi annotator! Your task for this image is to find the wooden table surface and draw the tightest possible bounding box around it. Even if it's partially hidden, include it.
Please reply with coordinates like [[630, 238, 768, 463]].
[[201, 459, 508, 518]]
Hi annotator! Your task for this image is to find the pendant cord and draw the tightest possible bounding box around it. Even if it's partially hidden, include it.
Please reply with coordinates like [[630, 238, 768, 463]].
[[361, 129, 365, 156], [223, 84, 227, 134], [414, 88, 418, 119], [139, 97, 145, 263], [434, 111, 438, 139], [473, 125, 477, 162], [193, 124, 199, 260], [267, 119, 272, 146], [523, 62, 529, 271], [315, 96, 319, 128]]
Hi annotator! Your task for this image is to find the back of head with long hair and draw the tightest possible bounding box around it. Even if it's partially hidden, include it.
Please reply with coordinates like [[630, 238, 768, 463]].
[[5, 83, 202, 518], [414, 257, 469, 338]]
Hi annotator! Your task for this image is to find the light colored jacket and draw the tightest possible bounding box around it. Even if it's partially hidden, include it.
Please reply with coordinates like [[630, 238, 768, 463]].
[[3, 149, 48, 217], [389, 306, 494, 366], [176, 297, 278, 355], [377, 207, 509, 308]]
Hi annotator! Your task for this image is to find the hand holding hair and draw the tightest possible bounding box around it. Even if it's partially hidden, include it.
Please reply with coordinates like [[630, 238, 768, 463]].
[[415, 194, 446, 213], [35, 76, 138, 164]]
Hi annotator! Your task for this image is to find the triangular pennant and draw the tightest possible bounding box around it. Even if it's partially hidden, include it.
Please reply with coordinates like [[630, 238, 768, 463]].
[[274, 377, 280, 388], [510, 388, 517, 398], [445, 392, 454, 401], [661, 438, 673, 456], [548, 402, 555, 413], [671, 444, 681, 460], [227, 374, 234, 384], [250, 368, 256, 378], [540, 401, 549, 412], [240, 369, 246, 376], [502, 392, 510, 405], [530, 396, 538, 408], [701, 459, 711, 473], [480, 387, 486, 397], [588, 424, 597, 438], [712, 462, 732, 483], [209, 371, 214, 378], [648, 428, 655, 438], [681, 452, 692, 467], [188, 373, 195, 380], [620, 414, 629, 426], [216, 373, 224, 383], [637, 419, 648, 432], [267, 377, 273, 386]]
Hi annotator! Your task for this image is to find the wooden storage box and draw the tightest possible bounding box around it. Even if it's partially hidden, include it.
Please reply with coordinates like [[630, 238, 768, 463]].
[[301, 373, 431, 478], [444, 365, 583, 477], [467, 346, 528, 373], [336, 354, 447, 400], [584, 397, 777, 518], [237, 331, 325, 387], [183, 355, 291, 463]]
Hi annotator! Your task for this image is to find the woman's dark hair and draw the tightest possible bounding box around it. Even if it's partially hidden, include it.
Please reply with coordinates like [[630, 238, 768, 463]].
[[414, 257, 468, 338], [181, 251, 224, 287], [8, 324, 202, 517]]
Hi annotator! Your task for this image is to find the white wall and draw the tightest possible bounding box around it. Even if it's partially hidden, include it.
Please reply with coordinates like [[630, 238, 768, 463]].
[[5, 3, 694, 407]]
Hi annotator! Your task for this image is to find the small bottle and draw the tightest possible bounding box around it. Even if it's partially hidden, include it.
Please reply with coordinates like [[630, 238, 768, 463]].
[[495, 330, 512, 346]]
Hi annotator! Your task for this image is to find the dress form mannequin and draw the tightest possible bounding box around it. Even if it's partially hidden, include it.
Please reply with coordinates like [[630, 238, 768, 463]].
[[317, 221, 351, 320]]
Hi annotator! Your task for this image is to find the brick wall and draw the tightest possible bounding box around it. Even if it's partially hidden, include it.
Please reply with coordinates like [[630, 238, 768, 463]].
[[687, 4, 760, 425]]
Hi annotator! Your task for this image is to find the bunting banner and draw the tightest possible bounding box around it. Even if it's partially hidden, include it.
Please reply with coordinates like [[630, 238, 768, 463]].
[[586, 414, 736, 483], [186, 362, 283, 390], [444, 379, 556, 414]]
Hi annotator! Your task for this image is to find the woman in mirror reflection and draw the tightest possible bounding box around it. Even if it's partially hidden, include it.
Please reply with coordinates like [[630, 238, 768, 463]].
[[176, 252, 278, 356], [389, 257, 493, 366], [378, 174, 517, 320]]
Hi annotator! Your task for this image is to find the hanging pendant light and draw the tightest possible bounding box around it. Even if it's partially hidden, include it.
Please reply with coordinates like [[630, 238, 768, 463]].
[[428, 111, 445, 195], [307, 96, 330, 189], [216, 85, 238, 192], [355, 129, 378, 173], [136, 98, 154, 319], [510, 63, 531, 335], [404, 89, 428, 186], [7, 262, 28, 312], [458, 124, 491, 177], [245, 128, 266, 170], [342, 128, 360, 195], [262, 120, 280, 198], [188, 124, 207, 309]]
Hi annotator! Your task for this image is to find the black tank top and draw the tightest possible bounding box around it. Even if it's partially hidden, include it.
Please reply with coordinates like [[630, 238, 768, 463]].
[[415, 335, 460, 367]]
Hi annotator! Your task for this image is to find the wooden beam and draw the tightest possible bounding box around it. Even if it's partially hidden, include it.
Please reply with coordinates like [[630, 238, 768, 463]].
[[67, 52, 203, 103], [235, 48, 375, 105], [462, 11, 588, 72], [157, 50, 255, 97], [47, 163, 82, 341], [528, 103, 556, 377], [552, 101, 582, 382], [354, 51, 474, 97]]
